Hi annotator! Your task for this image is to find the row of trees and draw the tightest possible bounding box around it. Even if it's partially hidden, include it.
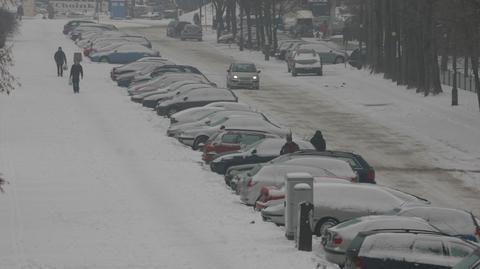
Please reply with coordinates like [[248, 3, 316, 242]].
[[0, 7, 18, 95]]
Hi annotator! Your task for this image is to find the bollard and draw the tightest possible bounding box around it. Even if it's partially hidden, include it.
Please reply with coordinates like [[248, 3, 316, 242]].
[[285, 172, 314, 240], [296, 200, 314, 251]]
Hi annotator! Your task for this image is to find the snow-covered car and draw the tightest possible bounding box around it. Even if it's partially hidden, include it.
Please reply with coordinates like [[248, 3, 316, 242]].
[[202, 129, 280, 163], [344, 230, 479, 269], [141, 83, 214, 108], [156, 88, 238, 117], [128, 73, 212, 95], [63, 20, 95, 34], [396, 206, 480, 242], [180, 24, 202, 41], [261, 183, 430, 235], [211, 137, 315, 176], [111, 59, 171, 81], [290, 49, 323, 76], [322, 215, 440, 266], [84, 36, 152, 56], [167, 110, 267, 138], [89, 44, 159, 64], [226, 62, 260, 89], [295, 43, 346, 64], [130, 65, 204, 86], [176, 115, 286, 149], [238, 157, 358, 205], [452, 248, 480, 269], [169, 102, 252, 125]]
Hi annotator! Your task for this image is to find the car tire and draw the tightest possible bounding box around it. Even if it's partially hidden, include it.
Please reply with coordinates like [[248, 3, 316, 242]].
[[334, 56, 345, 64], [315, 217, 339, 236], [100, 56, 109, 63], [192, 136, 208, 150]]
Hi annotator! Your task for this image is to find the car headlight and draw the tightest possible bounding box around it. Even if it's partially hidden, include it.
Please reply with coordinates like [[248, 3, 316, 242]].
[[233, 75, 238, 79], [252, 76, 258, 80]]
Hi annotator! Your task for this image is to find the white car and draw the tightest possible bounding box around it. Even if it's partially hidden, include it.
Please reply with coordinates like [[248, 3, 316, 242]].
[[322, 215, 439, 266], [168, 110, 268, 138], [177, 116, 288, 149], [291, 49, 323, 77], [238, 157, 357, 205], [169, 102, 252, 126]]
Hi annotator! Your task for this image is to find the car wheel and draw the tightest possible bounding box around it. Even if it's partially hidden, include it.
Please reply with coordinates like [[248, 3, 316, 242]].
[[192, 135, 208, 150], [334, 56, 345, 64], [315, 217, 339, 236], [100, 56, 109, 63]]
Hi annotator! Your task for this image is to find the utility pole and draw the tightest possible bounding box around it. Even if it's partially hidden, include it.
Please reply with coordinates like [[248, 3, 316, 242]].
[[328, 0, 335, 38]]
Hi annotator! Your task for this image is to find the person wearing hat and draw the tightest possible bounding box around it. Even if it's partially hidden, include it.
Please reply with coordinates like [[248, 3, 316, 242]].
[[54, 47, 67, 77], [69, 59, 83, 94], [280, 133, 300, 155], [310, 130, 326, 151]]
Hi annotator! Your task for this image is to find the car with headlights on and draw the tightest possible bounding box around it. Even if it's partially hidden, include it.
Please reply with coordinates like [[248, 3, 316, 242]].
[[226, 62, 260, 89], [322, 215, 440, 266], [156, 88, 238, 117]]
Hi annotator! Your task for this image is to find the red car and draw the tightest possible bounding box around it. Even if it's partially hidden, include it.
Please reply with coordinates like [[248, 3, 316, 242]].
[[202, 129, 278, 163]]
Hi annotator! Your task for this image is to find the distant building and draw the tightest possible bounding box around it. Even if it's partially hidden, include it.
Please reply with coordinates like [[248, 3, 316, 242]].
[[110, 0, 126, 18], [50, 0, 107, 15], [23, 0, 35, 16]]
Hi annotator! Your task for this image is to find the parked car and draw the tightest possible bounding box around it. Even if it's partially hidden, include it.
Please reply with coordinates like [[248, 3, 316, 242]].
[[202, 130, 279, 163], [63, 20, 95, 34], [130, 64, 205, 86], [261, 183, 430, 235], [284, 150, 375, 183], [116, 61, 173, 86], [211, 138, 315, 176], [128, 73, 212, 95], [142, 83, 214, 108], [218, 33, 235, 44], [396, 206, 480, 242], [177, 115, 287, 149], [181, 24, 203, 41], [167, 20, 191, 37], [226, 62, 260, 90], [275, 40, 305, 60], [167, 109, 265, 137], [111, 59, 171, 81], [238, 158, 358, 205], [295, 43, 346, 64], [90, 44, 159, 64], [344, 230, 479, 269], [452, 248, 480, 269], [289, 49, 323, 76], [170, 102, 251, 125], [156, 88, 238, 117], [323, 215, 440, 266]]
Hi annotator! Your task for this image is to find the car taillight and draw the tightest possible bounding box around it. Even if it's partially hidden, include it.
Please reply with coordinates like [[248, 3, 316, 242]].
[[332, 235, 343, 245], [475, 227, 480, 238], [354, 257, 363, 269], [247, 177, 254, 188], [367, 169, 376, 182]]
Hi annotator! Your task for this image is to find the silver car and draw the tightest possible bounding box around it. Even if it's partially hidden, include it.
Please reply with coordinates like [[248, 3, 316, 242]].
[[226, 62, 260, 90], [322, 215, 439, 266]]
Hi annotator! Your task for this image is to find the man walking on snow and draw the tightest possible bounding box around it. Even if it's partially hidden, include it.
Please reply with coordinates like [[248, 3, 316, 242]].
[[54, 47, 67, 77], [69, 61, 83, 94]]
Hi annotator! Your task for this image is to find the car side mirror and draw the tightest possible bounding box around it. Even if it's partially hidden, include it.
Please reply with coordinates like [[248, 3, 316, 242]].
[[183, 96, 188, 101], [251, 149, 257, 155]]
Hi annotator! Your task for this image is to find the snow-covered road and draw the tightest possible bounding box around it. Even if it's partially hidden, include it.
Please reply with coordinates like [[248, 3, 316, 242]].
[[126, 25, 480, 215], [0, 19, 322, 268]]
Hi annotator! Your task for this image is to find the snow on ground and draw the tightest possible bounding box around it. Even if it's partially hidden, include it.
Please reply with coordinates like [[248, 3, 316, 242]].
[[0, 19, 328, 268]]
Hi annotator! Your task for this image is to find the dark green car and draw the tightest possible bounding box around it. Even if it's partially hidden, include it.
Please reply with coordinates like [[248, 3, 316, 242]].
[[453, 248, 480, 269]]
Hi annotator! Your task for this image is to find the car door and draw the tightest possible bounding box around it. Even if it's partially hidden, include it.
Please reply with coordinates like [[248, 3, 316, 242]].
[[216, 132, 241, 153], [411, 239, 450, 269]]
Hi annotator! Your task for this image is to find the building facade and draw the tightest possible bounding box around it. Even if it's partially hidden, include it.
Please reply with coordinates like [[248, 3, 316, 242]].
[[50, 0, 107, 15]]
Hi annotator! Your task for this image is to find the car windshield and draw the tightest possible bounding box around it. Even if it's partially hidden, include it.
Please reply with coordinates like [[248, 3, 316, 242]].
[[232, 63, 256, 72]]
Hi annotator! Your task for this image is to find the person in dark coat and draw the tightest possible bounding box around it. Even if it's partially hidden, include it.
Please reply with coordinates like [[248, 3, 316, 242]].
[[16, 5, 24, 21], [54, 47, 67, 77], [280, 134, 300, 155], [69, 61, 83, 94], [310, 130, 326, 151]]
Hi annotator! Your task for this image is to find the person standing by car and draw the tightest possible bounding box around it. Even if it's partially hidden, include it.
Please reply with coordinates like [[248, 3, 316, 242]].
[[69, 60, 83, 94], [280, 134, 300, 155], [310, 130, 326, 151], [54, 47, 67, 77]]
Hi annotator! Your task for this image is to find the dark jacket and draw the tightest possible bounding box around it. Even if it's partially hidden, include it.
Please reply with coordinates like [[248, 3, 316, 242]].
[[54, 50, 66, 65], [310, 131, 326, 151], [280, 141, 300, 155], [70, 64, 83, 82]]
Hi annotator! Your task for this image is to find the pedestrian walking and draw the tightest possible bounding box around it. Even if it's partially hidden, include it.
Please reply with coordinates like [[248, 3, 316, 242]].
[[69, 61, 83, 94], [16, 5, 24, 21], [310, 130, 326, 151], [280, 133, 300, 155], [54, 47, 67, 77]]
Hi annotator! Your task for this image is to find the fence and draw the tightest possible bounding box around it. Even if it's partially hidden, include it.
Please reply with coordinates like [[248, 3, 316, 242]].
[[440, 70, 477, 93]]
